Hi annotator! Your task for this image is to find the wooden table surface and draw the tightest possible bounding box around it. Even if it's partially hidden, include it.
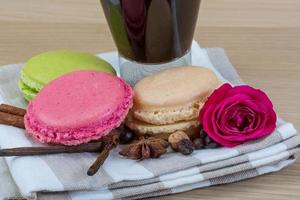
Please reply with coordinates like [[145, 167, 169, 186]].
[[0, 0, 299, 199]]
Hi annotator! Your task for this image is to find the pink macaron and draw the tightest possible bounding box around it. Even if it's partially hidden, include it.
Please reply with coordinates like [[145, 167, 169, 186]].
[[24, 70, 134, 146]]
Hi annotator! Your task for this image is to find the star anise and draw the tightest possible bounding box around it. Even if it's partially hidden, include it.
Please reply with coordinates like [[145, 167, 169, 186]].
[[119, 136, 169, 160]]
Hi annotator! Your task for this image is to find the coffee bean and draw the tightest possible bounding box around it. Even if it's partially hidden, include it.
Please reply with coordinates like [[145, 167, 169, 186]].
[[193, 138, 205, 149], [177, 139, 194, 155], [204, 135, 213, 145], [199, 129, 207, 138], [119, 126, 135, 144], [203, 135, 220, 149]]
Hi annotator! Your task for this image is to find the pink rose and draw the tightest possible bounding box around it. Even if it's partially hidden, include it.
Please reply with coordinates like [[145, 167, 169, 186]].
[[199, 83, 277, 147]]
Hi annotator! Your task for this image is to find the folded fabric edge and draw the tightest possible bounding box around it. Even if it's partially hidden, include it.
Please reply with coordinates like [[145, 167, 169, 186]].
[[0, 63, 27, 108], [0, 158, 22, 200], [105, 124, 298, 189], [24, 142, 300, 200], [36, 153, 298, 200], [38, 147, 299, 200], [4, 126, 298, 200], [22, 132, 300, 196], [108, 137, 300, 190], [205, 48, 243, 85], [124, 157, 296, 200], [107, 147, 300, 193]]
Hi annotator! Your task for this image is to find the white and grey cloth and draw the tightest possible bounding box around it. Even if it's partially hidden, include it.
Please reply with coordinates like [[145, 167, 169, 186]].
[[0, 42, 299, 200]]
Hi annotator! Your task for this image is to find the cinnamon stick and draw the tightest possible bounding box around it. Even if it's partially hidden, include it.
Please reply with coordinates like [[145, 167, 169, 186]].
[[0, 111, 25, 129], [87, 130, 120, 176], [0, 142, 103, 157], [0, 104, 26, 116], [87, 147, 110, 176]]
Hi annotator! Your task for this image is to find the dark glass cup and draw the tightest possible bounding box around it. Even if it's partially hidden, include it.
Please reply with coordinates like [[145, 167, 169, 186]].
[[100, 0, 201, 84]]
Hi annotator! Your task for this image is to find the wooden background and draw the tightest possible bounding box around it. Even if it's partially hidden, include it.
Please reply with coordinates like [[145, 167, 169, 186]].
[[0, 0, 299, 199]]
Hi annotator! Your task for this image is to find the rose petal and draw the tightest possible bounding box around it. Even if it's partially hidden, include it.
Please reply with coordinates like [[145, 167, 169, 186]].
[[229, 107, 255, 130], [244, 109, 277, 140], [199, 83, 232, 122], [207, 83, 233, 105], [199, 83, 277, 148], [218, 103, 257, 135], [214, 93, 253, 131], [227, 85, 274, 110], [203, 105, 235, 146]]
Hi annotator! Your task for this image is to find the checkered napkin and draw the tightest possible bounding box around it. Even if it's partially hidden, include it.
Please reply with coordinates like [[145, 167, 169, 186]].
[[0, 41, 299, 200]]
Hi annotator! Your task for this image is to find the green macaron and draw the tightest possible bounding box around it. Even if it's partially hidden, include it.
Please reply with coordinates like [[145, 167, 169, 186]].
[[19, 50, 116, 101]]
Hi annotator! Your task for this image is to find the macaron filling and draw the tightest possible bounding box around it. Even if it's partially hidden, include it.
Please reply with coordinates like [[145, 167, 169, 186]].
[[20, 70, 44, 93], [18, 80, 37, 101]]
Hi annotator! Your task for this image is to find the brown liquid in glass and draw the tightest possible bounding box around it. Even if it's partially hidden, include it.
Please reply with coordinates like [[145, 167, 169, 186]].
[[101, 0, 201, 63]]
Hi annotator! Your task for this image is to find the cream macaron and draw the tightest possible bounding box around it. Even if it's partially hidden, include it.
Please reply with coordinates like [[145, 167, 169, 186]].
[[126, 66, 221, 137]]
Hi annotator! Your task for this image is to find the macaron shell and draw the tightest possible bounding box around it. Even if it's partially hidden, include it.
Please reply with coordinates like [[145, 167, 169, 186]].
[[134, 66, 220, 110], [20, 50, 116, 101], [25, 70, 133, 145], [23, 50, 116, 86]]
